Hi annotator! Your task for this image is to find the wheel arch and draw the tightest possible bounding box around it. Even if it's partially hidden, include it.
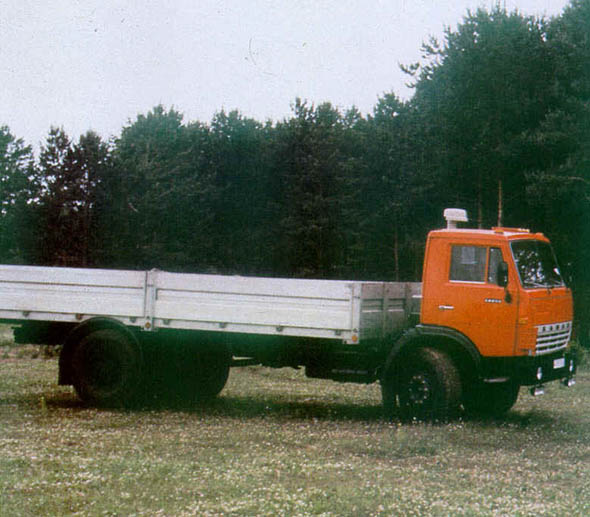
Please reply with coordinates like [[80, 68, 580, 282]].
[[59, 317, 141, 385], [382, 325, 482, 386]]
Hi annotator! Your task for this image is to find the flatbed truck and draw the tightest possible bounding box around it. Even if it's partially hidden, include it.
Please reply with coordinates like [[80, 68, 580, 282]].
[[0, 209, 576, 419]]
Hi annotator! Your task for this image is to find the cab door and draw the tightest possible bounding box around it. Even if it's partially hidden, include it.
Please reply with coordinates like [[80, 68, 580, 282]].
[[427, 243, 519, 357]]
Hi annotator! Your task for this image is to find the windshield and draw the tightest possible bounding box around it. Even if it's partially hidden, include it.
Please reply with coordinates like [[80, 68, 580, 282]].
[[510, 240, 565, 289]]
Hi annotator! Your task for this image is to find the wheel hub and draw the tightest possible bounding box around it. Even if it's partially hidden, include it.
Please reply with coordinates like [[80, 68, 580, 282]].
[[407, 373, 432, 405]]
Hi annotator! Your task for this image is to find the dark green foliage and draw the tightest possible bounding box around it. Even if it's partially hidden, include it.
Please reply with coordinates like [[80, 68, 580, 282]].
[[406, 6, 562, 228], [104, 106, 275, 273], [362, 94, 437, 280], [270, 100, 361, 278], [0, 126, 38, 263], [206, 110, 275, 274], [107, 106, 194, 268], [36, 128, 111, 266]]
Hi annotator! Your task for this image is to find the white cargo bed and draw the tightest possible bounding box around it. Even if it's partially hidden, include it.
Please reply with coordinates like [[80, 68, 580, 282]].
[[0, 265, 421, 344]]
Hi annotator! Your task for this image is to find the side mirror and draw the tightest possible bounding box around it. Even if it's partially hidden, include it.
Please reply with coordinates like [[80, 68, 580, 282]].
[[497, 261, 509, 288]]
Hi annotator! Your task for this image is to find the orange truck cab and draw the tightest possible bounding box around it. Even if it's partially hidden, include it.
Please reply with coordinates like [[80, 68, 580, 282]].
[[419, 210, 575, 397], [379, 209, 576, 421]]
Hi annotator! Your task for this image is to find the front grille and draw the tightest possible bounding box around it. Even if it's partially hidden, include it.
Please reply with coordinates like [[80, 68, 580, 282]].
[[535, 321, 572, 355]]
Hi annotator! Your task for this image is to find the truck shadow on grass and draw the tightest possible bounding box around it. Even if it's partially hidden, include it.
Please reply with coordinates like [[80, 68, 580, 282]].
[[31, 389, 385, 422], [135, 392, 386, 422], [34, 389, 574, 431]]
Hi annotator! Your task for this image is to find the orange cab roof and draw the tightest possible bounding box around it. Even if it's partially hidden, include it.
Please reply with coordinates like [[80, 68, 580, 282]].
[[429, 227, 548, 242]]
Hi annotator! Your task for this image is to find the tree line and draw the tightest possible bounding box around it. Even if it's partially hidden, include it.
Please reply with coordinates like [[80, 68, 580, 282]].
[[1, 2, 589, 337]]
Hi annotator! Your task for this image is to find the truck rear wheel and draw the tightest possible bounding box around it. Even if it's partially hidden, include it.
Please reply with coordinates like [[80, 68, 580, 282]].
[[171, 341, 231, 403], [191, 344, 231, 401], [387, 347, 462, 422], [71, 329, 141, 407], [463, 380, 519, 417]]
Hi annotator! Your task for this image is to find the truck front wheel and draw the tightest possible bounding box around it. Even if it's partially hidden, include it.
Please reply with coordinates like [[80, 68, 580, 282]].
[[71, 329, 142, 407], [384, 347, 462, 422]]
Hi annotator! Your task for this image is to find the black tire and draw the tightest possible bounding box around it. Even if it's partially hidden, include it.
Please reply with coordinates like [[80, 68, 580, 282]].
[[389, 347, 462, 422], [381, 367, 398, 419], [173, 342, 231, 403], [463, 380, 520, 417], [71, 329, 142, 407], [193, 344, 231, 401]]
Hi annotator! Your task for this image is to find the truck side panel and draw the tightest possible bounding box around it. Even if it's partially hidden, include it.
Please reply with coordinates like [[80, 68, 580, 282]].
[[0, 265, 145, 321], [0, 265, 421, 345], [150, 273, 419, 342], [359, 282, 422, 340], [151, 271, 354, 339]]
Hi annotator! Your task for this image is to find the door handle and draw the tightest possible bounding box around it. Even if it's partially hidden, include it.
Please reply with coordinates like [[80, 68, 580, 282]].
[[438, 305, 455, 311]]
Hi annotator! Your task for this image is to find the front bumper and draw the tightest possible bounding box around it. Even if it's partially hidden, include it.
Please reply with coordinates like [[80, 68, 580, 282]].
[[481, 350, 577, 386]]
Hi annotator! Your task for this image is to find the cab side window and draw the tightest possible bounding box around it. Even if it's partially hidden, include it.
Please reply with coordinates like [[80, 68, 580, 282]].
[[450, 246, 486, 282]]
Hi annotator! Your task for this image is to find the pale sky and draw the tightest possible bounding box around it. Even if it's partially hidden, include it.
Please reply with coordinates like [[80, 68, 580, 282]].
[[1, 0, 571, 150]]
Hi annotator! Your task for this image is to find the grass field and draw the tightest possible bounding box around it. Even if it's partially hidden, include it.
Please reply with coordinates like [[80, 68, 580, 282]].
[[1, 341, 590, 516]]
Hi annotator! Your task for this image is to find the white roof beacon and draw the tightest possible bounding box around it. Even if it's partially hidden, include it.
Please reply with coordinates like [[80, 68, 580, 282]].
[[443, 208, 468, 229]]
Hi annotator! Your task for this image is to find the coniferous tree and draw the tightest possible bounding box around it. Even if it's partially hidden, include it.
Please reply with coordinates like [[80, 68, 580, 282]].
[[37, 128, 111, 266], [0, 126, 38, 263], [406, 6, 559, 228], [271, 100, 355, 278], [113, 106, 191, 268], [207, 110, 274, 274]]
